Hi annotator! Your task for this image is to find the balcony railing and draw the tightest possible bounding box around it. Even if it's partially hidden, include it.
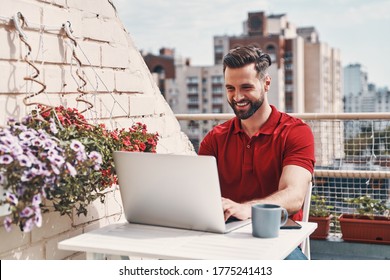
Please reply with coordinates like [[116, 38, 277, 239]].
[[176, 112, 390, 238]]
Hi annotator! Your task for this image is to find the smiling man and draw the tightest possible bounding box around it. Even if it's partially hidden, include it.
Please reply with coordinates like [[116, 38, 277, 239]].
[[198, 46, 315, 260]]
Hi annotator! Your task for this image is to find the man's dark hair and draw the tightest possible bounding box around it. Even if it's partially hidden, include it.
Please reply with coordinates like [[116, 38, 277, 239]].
[[223, 46, 272, 79]]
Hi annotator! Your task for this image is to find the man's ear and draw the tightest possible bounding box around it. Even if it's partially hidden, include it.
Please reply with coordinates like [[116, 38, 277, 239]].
[[264, 76, 271, 91]]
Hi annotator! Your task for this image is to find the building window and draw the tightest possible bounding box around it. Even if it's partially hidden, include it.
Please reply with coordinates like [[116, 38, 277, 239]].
[[188, 97, 198, 104], [285, 74, 293, 81], [266, 44, 277, 63], [187, 85, 198, 94], [212, 85, 223, 94], [285, 92, 293, 113], [211, 75, 224, 84], [215, 53, 224, 64], [212, 97, 223, 104], [214, 45, 224, 53], [284, 51, 293, 61], [186, 76, 198, 84], [285, 84, 293, 92]]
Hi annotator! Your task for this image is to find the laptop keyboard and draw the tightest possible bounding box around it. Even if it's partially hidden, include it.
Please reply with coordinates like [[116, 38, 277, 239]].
[[225, 216, 240, 224]]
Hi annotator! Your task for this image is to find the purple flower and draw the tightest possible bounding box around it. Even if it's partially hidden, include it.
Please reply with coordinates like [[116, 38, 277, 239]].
[[33, 163, 50, 176], [44, 139, 55, 149], [32, 193, 42, 207], [65, 162, 77, 177], [49, 119, 58, 135], [3, 216, 12, 232], [47, 148, 59, 158], [0, 155, 13, 164], [19, 139, 31, 147], [17, 154, 32, 167], [19, 131, 36, 141], [44, 176, 56, 187], [20, 206, 34, 218], [34, 209, 42, 227], [0, 144, 11, 153], [37, 129, 49, 140], [88, 151, 102, 164], [25, 152, 38, 165], [0, 135, 14, 146], [11, 144, 23, 156], [51, 164, 60, 175], [21, 170, 35, 182], [22, 115, 32, 123], [70, 140, 84, 152], [48, 154, 65, 167], [7, 117, 16, 124], [76, 151, 87, 161], [15, 124, 28, 132], [6, 192, 18, 205], [88, 151, 102, 170], [22, 218, 34, 232], [30, 137, 44, 147]]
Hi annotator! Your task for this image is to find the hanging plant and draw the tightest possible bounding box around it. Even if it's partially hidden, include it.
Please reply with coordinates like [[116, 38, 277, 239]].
[[0, 106, 159, 232]]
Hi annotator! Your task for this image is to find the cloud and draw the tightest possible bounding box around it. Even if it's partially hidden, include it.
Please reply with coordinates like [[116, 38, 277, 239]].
[[344, 1, 390, 24]]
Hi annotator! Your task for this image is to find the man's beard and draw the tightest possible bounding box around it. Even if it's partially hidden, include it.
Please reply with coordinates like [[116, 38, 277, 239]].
[[229, 97, 264, 120]]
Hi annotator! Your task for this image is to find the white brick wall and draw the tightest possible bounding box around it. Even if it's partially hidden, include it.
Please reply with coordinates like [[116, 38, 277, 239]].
[[0, 29, 21, 60], [42, 5, 82, 31], [67, 0, 117, 19], [0, 0, 194, 260], [1, 0, 42, 26]]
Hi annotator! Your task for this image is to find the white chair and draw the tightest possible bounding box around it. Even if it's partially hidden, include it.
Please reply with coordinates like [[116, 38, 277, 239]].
[[300, 182, 313, 259]]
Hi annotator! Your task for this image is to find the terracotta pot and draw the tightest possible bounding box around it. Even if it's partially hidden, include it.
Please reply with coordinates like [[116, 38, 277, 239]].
[[309, 215, 331, 239], [339, 214, 390, 244]]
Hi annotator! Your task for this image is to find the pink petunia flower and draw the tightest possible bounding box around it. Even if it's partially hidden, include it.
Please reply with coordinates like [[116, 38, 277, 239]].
[[3, 216, 12, 232]]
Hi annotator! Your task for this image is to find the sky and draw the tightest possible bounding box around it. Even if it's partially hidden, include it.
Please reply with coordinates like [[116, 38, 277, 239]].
[[114, 0, 390, 89]]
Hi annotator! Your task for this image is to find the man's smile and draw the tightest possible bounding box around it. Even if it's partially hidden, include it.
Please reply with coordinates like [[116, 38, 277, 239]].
[[234, 100, 250, 107]]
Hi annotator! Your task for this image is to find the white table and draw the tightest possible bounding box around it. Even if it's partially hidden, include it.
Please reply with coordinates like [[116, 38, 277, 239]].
[[58, 222, 317, 260]]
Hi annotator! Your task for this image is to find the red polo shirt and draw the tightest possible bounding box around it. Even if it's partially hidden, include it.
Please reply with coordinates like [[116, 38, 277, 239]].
[[198, 105, 315, 221]]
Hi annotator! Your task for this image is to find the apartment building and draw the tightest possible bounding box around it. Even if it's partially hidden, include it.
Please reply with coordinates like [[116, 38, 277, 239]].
[[143, 11, 343, 151], [343, 63, 390, 141], [376, 86, 390, 112], [213, 12, 342, 114], [344, 63, 390, 113], [343, 63, 371, 113], [143, 48, 229, 148]]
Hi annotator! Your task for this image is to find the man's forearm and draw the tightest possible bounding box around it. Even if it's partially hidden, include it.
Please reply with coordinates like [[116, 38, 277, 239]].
[[244, 187, 303, 215]]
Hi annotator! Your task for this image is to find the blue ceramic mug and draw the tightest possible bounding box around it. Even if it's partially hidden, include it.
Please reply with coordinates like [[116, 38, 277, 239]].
[[251, 204, 288, 238]]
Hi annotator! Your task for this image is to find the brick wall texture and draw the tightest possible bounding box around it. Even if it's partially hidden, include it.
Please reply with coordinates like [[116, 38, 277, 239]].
[[0, 0, 195, 259]]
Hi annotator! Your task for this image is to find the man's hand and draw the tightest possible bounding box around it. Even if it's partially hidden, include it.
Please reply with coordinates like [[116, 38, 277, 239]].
[[222, 197, 251, 221]]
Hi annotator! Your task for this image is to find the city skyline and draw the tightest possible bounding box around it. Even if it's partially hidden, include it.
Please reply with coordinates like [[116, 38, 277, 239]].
[[115, 0, 390, 89]]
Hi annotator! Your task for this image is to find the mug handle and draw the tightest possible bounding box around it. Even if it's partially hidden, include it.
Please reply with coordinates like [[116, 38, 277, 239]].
[[280, 208, 288, 226]]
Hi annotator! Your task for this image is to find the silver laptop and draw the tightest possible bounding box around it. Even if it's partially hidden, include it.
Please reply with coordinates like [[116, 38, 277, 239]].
[[113, 151, 251, 233]]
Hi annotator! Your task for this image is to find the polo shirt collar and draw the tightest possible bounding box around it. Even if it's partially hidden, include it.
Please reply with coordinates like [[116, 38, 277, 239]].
[[232, 105, 281, 136]]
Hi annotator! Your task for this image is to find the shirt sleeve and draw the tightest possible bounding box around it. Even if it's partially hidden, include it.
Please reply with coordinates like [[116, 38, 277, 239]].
[[198, 130, 216, 157], [283, 123, 316, 173]]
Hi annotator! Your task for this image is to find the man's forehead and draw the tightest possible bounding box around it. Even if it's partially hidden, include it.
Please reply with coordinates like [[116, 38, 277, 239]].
[[224, 64, 259, 79]]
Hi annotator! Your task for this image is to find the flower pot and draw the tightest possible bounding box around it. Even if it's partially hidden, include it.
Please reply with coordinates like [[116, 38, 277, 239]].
[[309, 215, 331, 239], [339, 214, 390, 245]]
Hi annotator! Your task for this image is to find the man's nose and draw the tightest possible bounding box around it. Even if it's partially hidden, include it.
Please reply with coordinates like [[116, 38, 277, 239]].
[[233, 90, 245, 101]]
